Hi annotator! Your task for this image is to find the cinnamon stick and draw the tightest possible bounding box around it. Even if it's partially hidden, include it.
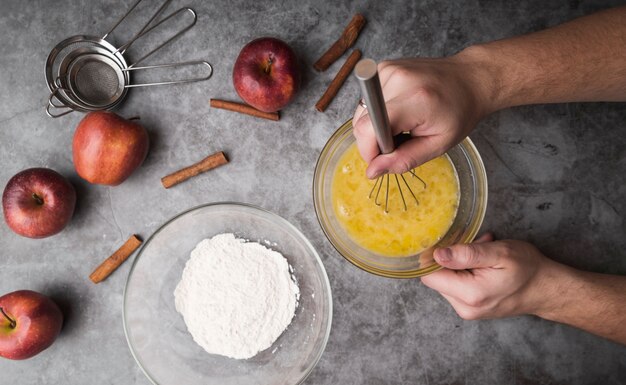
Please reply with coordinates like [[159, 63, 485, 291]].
[[315, 49, 362, 112], [314, 13, 366, 72], [89, 235, 143, 284], [210, 99, 280, 121], [161, 151, 228, 189]]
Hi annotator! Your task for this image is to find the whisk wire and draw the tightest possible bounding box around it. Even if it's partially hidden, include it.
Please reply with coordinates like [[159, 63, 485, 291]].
[[371, 175, 384, 207], [408, 169, 427, 189], [400, 173, 420, 206], [394, 174, 408, 211], [368, 177, 378, 199], [384, 174, 390, 213], [368, 170, 427, 212]]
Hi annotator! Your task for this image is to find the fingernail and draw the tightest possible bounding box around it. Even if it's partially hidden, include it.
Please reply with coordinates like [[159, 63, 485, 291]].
[[436, 248, 453, 263], [367, 169, 387, 179]]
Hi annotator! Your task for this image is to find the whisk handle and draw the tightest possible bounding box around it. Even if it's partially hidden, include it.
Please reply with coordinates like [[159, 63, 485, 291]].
[[354, 59, 394, 154]]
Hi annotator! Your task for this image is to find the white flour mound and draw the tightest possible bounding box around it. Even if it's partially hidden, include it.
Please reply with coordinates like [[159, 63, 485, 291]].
[[174, 233, 300, 360]]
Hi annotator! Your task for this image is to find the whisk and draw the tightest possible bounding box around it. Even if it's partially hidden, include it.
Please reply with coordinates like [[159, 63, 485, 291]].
[[354, 58, 427, 213]]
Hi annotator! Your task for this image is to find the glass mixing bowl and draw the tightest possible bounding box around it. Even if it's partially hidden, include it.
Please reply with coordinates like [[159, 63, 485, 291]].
[[123, 203, 332, 385], [313, 120, 488, 278]]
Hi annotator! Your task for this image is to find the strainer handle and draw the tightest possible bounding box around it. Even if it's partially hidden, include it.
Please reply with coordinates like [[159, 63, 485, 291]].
[[115, 7, 198, 69], [354, 58, 395, 155], [102, 0, 172, 54], [45, 88, 74, 118], [123, 61, 213, 88]]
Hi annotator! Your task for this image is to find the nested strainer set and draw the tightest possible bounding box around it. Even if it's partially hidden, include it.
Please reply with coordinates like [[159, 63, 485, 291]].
[[45, 0, 213, 118]]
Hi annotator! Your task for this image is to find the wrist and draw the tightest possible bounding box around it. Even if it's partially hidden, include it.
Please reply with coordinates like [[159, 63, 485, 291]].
[[452, 44, 506, 118], [529, 260, 579, 321]]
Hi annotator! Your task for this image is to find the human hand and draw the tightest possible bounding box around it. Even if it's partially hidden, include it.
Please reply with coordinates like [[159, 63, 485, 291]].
[[352, 54, 494, 178], [421, 233, 562, 320]]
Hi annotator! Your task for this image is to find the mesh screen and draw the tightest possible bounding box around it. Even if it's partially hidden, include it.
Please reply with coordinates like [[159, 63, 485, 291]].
[[73, 59, 122, 106]]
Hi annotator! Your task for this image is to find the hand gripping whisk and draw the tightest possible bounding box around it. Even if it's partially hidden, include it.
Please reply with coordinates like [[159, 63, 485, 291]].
[[354, 59, 427, 213]]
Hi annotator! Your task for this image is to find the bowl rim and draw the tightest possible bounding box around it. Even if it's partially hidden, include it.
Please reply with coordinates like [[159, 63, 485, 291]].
[[122, 201, 333, 385], [313, 119, 488, 279]]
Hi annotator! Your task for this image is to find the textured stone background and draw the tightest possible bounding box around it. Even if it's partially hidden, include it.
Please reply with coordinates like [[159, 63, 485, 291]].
[[1, 0, 625, 384]]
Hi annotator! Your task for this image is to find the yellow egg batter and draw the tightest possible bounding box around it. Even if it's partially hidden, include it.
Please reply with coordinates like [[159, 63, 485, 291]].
[[332, 144, 460, 256]]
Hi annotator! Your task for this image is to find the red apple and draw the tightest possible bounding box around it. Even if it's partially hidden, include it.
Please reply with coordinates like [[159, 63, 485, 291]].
[[2, 168, 76, 238], [0, 290, 63, 360], [73, 111, 149, 186], [233, 37, 300, 112]]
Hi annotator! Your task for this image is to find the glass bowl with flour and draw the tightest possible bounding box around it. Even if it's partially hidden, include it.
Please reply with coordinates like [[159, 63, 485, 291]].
[[123, 203, 332, 385]]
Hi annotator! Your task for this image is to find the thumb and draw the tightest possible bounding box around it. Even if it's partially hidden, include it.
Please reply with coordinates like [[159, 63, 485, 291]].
[[366, 135, 444, 178], [434, 242, 501, 270]]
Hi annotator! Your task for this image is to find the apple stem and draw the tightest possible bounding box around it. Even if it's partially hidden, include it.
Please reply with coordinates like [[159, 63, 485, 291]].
[[32, 193, 44, 206], [0, 307, 16, 329], [264, 55, 274, 74]]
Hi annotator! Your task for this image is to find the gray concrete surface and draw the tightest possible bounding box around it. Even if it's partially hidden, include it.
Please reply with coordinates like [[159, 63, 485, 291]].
[[1, 0, 625, 384]]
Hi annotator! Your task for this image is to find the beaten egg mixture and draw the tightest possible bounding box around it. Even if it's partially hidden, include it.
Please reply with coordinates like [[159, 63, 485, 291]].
[[332, 144, 459, 256]]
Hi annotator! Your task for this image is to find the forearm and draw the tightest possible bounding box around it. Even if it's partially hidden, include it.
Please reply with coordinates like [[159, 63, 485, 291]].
[[535, 262, 626, 344], [457, 6, 626, 113]]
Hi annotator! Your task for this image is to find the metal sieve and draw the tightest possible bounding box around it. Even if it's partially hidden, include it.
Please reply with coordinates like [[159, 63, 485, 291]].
[[68, 53, 126, 108], [46, 37, 129, 115], [45, 0, 213, 118]]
